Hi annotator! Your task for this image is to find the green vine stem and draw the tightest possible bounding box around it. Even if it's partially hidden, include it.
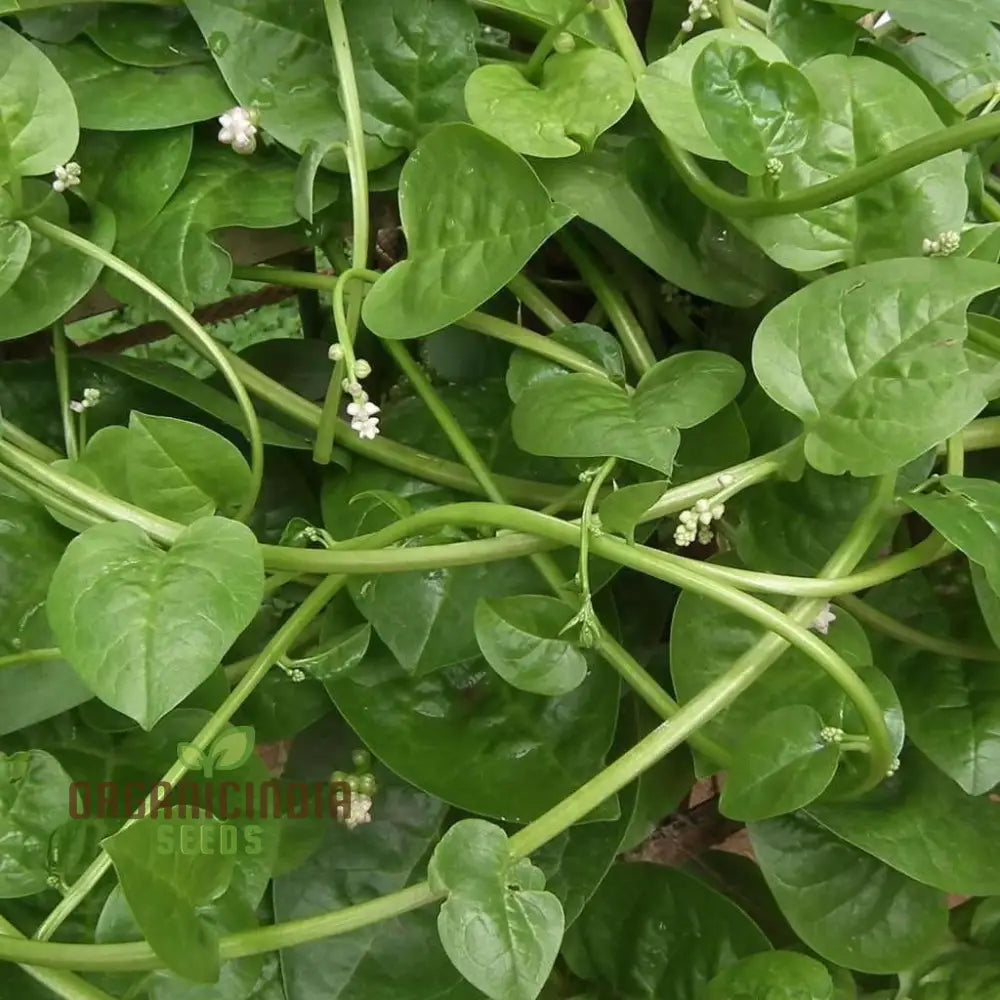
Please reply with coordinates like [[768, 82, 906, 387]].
[[507, 273, 572, 330], [0, 431, 955, 599], [381, 340, 728, 762], [51, 320, 77, 461], [598, 2, 1000, 220], [0, 913, 115, 1000], [314, 0, 370, 466], [836, 594, 1000, 662], [0, 552, 887, 973], [557, 228, 657, 374], [716, 0, 740, 30], [32, 574, 347, 942], [0, 648, 63, 671], [522, 0, 591, 79], [26, 217, 264, 521], [734, 0, 767, 29]]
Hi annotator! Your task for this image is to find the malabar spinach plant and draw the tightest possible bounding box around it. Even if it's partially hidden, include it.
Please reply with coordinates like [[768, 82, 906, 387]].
[[1, 0, 1000, 998]]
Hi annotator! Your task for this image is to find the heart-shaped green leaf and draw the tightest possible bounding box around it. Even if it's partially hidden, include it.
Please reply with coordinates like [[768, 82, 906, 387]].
[[692, 42, 819, 176], [37, 38, 231, 130], [720, 704, 840, 821], [0, 186, 116, 343], [362, 123, 573, 340], [511, 351, 744, 474], [746, 55, 968, 270], [506, 323, 625, 402], [598, 480, 668, 541], [0, 23, 78, 182], [767, 0, 862, 65], [126, 413, 253, 524], [207, 725, 255, 774], [705, 952, 835, 1000], [0, 221, 29, 297], [0, 750, 73, 898], [638, 28, 788, 160], [103, 814, 236, 982], [429, 819, 564, 1000], [47, 517, 264, 729], [465, 49, 634, 158], [748, 813, 948, 973], [474, 595, 588, 696], [904, 476, 1000, 595], [752, 258, 1000, 476]]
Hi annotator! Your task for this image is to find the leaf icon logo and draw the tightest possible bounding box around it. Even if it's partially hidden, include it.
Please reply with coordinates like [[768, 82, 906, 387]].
[[176, 726, 255, 778]]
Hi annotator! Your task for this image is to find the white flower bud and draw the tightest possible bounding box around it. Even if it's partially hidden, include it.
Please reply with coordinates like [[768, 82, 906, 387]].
[[553, 31, 575, 53], [810, 603, 837, 636], [354, 358, 372, 379], [718, 473, 735, 487], [328, 343, 344, 362], [681, 17, 694, 31]]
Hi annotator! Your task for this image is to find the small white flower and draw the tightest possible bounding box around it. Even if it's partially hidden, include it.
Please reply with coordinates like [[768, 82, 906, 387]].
[[718, 473, 735, 488], [69, 401, 85, 414], [923, 231, 961, 257], [218, 106, 258, 155], [342, 378, 364, 396], [810, 603, 837, 636], [343, 793, 373, 829], [354, 358, 372, 379], [346, 400, 380, 419], [328, 343, 344, 362], [52, 161, 81, 193], [82, 387, 101, 407], [681, 17, 694, 31], [766, 157, 784, 178]]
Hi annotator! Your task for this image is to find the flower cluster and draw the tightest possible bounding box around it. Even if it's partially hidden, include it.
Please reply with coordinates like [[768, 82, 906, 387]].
[[69, 387, 100, 414], [52, 162, 81, 193], [681, 0, 717, 33], [810, 603, 837, 636], [922, 231, 961, 256], [331, 346, 380, 440], [819, 726, 845, 745], [674, 496, 725, 547], [217, 106, 259, 155], [332, 764, 377, 831]]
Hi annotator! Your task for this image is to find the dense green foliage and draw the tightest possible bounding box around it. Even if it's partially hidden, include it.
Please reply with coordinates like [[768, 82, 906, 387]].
[[1, 1, 1000, 999]]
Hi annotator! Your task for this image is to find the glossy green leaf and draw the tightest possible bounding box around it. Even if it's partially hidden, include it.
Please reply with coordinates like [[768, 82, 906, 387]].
[[638, 28, 788, 160], [0, 750, 73, 897], [748, 813, 948, 973], [671, 586, 900, 767], [293, 622, 371, 681], [513, 351, 744, 474], [324, 642, 619, 824], [349, 555, 541, 677], [347, 0, 479, 149], [273, 718, 475, 1000], [747, 56, 968, 269], [125, 413, 253, 524], [0, 22, 78, 181], [474, 595, 588, 696], [563, 863, 770, 998], [536, 145, 775, 307], [470, 0, 610, 44], [0, 188, 116, 342], [0, 479, 92, 735], [505, 323, 625, 403], [363, 124, 572, 339], [103, 814, 236, 982], [692, 43, 819, 176], [734, 469, 881, 576], [37, 39, 232, 130], [905, 476, 1000, 594], [598, 480, 668, 542], [0, 221, 30, 300], [429, 819, 563, 1000], [47, 517, 264, 729], [752, 259, 1000, 476], [465, 50, 634, 158], [767, 0, 862, 65], [184, 0, 399, 172], [720, 705, 840, 821], [885, 0, 1000, 55], [106, 146, 337, 308], [74, 127, 193, 238], [705, 952, 835, 1000], [808, 750, 1000, 896], [86, 4, 209, 67]]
